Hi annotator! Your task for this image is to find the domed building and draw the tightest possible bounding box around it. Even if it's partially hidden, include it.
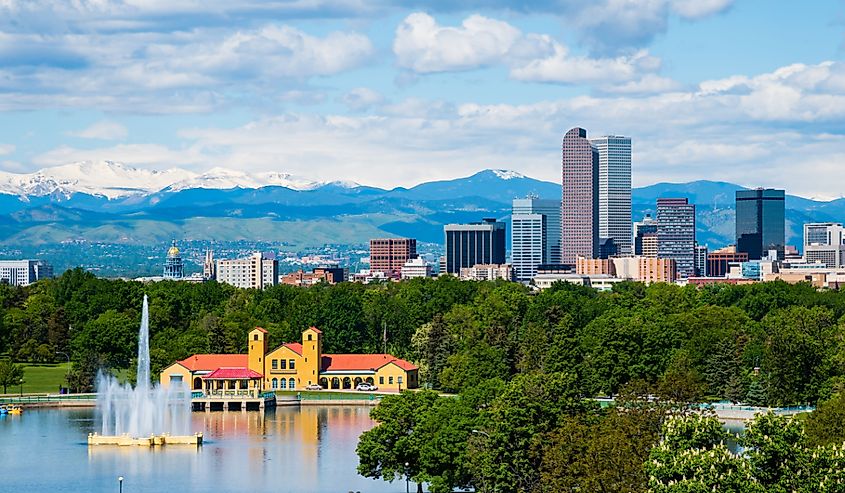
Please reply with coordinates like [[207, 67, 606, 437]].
[[163, 240, 184, 280]]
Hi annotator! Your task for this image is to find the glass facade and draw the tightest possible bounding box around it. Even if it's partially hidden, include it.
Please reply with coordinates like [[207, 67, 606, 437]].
[[561, 127, 599, 264], [736, 189, 785, 260], [657, 198, 696, 278], [444, 219, 506, 274]]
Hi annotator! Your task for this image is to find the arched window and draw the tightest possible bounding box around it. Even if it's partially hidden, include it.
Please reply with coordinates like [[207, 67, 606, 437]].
[[280, 378, 287, 389], [272, 378, 278, 389], [288, 378, 295, 390]]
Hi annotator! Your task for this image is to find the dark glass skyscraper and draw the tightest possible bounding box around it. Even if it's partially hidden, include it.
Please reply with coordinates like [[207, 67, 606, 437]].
[[657, 198, 696, 278], [735, 189, 785, 260], [443, 218, 506, 274]]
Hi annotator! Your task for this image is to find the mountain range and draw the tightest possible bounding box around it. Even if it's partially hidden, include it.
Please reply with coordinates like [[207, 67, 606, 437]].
[[0, 161, 841, 249]]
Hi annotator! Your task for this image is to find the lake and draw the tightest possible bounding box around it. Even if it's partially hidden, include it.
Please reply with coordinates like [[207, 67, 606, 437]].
[[0, 405, 414, 493]]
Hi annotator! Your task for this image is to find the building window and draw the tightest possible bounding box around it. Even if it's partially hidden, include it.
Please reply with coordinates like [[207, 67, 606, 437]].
[[288, 378, 295, 389], [253, 334, 258, 341], [280, 378, 287, 389], [289, 359, 295, 370], [389, 376, 394, 385], [280, 359, 286, 370], [272, 359, 278, 370], [379, 376, 384, 385], [398, 376, 403, 385], [307, 334, 313, 341], [272, 378, 278, 389]]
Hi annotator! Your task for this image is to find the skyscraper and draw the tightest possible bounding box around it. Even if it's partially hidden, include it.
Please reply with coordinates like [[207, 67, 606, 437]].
[[444, 218, 506, 274], [369, 238, 417, 279], [736, 188, 785, 260], [591, 135, 632, 255], [561, 127, 599, 264], [657, 198, 696, 278], [511, 197, 561, 281]]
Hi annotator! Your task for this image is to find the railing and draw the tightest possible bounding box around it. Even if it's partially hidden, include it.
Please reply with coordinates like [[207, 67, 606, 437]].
[[295, 392, 383, 402], [0, 393, 97, 404], [191, 390, 276, 400], [700, 402, 815, 414]]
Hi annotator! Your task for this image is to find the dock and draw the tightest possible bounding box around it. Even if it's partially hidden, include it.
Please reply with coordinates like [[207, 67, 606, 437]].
[[191, 390, 277, 412]]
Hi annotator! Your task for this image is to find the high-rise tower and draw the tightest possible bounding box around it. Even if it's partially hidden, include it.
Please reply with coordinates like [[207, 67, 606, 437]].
[[511, 197, 561, 281], [561, 127, 599, 265], [736, 188, 785, 260], [656, 198, 696, 278], [591, 135, 632, 255]]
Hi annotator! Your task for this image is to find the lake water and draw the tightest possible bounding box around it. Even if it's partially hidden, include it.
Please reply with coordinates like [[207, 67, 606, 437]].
[[0, 406, 414, 493]]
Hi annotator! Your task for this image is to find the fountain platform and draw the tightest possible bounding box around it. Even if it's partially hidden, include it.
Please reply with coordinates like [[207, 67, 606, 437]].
[[88, 432, 203, 446]]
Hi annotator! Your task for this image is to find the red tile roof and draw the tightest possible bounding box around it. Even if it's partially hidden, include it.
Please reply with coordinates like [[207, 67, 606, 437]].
[[307, 326, 322, 334], [253, 327, 268, 333], [284, 343, 302, 355], [321, 354, 418, 372], [202, 367, 263, 380], [178, 354, 248, 372]]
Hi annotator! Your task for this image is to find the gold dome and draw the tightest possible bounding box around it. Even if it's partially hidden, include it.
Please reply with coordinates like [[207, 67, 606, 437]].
[[167, 245, 180, 257]]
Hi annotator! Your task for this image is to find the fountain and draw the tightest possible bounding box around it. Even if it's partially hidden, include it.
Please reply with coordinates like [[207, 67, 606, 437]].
[[88, 295, 202, 446]]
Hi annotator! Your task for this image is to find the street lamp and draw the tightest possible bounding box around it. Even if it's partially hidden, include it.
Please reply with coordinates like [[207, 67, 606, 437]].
[[18, 378, 23, 398], [404, 462, 410, 493], [118, 476, 124, 493]]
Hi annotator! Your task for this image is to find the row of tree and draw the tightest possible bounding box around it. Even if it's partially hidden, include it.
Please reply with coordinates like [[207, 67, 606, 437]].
[[2, 268, 845, 403]]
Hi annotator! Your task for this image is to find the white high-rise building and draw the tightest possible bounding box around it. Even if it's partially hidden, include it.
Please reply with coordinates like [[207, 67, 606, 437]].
[[804, 223, 845, 268], [511, 197, 561, 281], [591, 135, 632, 255], [216, 253, 278, 290]]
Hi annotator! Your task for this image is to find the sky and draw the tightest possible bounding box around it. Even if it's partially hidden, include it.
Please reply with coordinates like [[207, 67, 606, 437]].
[[1, 0, 845, 198]]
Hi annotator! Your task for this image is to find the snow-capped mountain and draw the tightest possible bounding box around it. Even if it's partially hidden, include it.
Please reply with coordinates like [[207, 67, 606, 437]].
[[0, 161, 343, 199]]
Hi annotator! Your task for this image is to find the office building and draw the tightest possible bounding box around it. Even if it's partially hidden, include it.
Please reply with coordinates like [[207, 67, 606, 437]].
[[163, 241, 184, 280], [804, 223, 845, 268], [280, 267, 344, 286], [706, 246, 749, 278], [0, 259, 52, 286], [511, 197, 561, 281], [216, 253, 278, 290], [444, 219, 506, 274], [657, 198, 696, 278], [401, 257, 433, 279], [591, 135, 632, 254], [598, 237, 617, 259], [695, 244, 708, 277], [459, 264, 513, 281], [634, 214, 658, 256], [369, 238, 417, 279], [561, 127, 599, 264], [736, 188, 785, 260], [575, 256, 676, 284]]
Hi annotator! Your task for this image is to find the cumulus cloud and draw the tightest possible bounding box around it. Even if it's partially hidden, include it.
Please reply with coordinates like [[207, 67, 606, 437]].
[[70, 120, 128, 140], [0, 144, 15, 155], [394, 13, 670, 90]]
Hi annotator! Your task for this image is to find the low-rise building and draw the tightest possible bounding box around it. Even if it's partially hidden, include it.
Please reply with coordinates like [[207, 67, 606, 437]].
[[280, 267, 344, 286], [160, 326, 419, 392], [0, 259, 53, 286], [401, 257, 432, 279], [459, 263, 513, 281]]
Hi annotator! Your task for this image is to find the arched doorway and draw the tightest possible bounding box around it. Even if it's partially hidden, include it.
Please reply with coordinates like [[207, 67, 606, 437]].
[[193, 377, 202, 390], [288, 378, 295, 390], [354, 377, 363, 387], [272, 378, 278, 389], [365, 377, 374, 385], [331, 377, 340, 389], [342, 377, 352, 389], [319, 377, 328, 389]]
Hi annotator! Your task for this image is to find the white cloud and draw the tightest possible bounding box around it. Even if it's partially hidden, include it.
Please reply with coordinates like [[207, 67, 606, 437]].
[[0, 144, 14, 155], [341, 87, 384, 111], [70, 120, 128, 140], [393, 12, 670, 88], [669, 0, 733, 19], [394, 13, 523, 73]]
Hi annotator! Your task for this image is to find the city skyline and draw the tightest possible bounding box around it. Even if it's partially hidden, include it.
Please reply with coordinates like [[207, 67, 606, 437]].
[[0, 1, 844, 198]]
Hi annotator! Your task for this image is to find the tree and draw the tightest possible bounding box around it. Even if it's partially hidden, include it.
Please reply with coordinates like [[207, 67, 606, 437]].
[[0, 360, 24, 394], [746, 375, 768, 407], [656, 350, 705, 404], [740, 412, 809, 491], [357, 391, 440, 493], [805, 392, 845, 447]]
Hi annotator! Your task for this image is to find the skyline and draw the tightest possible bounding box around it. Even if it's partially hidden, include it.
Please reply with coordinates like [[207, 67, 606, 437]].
[[1, 1, 845, 198]]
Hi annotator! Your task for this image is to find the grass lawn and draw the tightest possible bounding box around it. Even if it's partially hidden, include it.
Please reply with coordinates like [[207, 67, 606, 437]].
[[5, 362, 72, 395]]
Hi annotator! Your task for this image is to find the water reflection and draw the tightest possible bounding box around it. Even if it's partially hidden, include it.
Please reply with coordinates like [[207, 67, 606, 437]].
[[0, 406, 409, 493]]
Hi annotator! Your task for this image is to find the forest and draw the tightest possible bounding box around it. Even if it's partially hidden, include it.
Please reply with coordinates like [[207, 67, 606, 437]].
[[1, 268, 843, 407]]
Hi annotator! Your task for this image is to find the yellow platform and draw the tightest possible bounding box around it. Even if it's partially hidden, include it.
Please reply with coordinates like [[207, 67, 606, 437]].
[[88, 432, 203, 446]]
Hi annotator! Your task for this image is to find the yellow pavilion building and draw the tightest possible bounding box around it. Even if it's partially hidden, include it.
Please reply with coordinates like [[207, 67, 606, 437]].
[[160, 326, 419, 394]]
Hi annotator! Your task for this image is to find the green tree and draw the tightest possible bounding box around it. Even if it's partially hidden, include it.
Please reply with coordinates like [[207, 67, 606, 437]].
[[0, 360, 24, 394], [805, 392, 845, 447]]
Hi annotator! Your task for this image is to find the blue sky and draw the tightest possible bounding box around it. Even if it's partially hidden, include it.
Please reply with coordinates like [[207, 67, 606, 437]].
[[1, 0, 845, 198]]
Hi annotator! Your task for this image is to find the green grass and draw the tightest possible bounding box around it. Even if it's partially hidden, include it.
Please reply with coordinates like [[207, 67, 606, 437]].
[[7, 363, 72, 395]]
